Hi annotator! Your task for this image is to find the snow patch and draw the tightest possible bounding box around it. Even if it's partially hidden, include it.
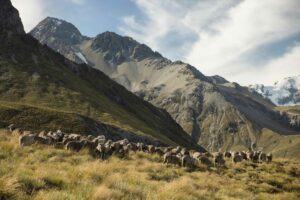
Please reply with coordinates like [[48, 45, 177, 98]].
[[75, 52, 88, 64], [249, 75, 300, 106]]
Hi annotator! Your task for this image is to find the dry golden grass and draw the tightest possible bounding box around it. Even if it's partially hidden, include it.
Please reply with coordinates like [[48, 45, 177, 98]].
[[0, 130, 300, 200]]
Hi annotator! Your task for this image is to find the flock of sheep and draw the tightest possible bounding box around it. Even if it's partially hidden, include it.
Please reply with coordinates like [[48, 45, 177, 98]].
[[8, 125, 273, 169]]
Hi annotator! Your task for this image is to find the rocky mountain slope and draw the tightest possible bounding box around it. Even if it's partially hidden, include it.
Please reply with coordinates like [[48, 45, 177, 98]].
[[31, 17, 300, 152], [0, 0, 202, 150], [249, 75, 300, 106]]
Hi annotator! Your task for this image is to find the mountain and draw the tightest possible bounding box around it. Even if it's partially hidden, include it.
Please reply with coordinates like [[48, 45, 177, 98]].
[[0, 0, 203, 150], [30, 17, 300, 154], [249, 75, 300, 106]]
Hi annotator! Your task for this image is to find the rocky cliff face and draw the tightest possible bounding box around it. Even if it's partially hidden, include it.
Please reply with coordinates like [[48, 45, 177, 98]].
[[30, 17, 300, 151], [0, 0, 24, 34]]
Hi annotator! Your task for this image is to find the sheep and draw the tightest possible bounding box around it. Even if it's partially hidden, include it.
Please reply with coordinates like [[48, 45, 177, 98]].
[[34, 136, 52, 145], [137, 142, 147, 152], [7, 124, 15, 132], [224, 151, 232, 158], [266, 153, 273, 163], [171, 146, 181, 154], [180, 148, 189, 156], [198, 156, 212, 166], [192, 152, 202, 160], [96, 143, 106, 160], [12, 128, 23, 136], [232, 152, 243, 163], [163, 152, 181, 166], [246, 151, 254, 161], [252, 151, 260, 163], [213, 152, 226, 167], [240, 151, 248, 160], [259, 152, 267, 162], [19, 134, 36, 146], [154, 147, 164, 156], [66, 141, 83, 152], [147, 145, 155, 154], [93, 135, 106, 143], [181, 155, 195, 168]]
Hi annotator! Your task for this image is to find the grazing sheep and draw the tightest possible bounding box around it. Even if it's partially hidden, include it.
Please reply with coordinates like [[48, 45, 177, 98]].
[[198, 156, 212, 166], [163, 152, 181, 166], [137, 142, 147, 152], [12, 128, 23, 136], [252, 151, 260, 163], [171, 146, 181, 154], [19, 134, 36, 146], [266, 153, 273, 163], [66, 141, 83, 152], [130, 143, 138, 152], [259, 152, 267, 162], [34, 136, 52, 145], [224, 151, 232, 158], [181, 155, 195, 168], [232, 152, 243, 163], [96, 143, 106, 159], [147, 145, 155, 154], [87, 135, 94, 140], [246, 151, 254, 161], [7, 124, 15, 132], [192, 152, 202, 160], [154, 147, 164, 156], [180, 148, 189, 156], [240, 151, 248, 160], [82, 140, 97, 152], [213, 152, 226, 167]]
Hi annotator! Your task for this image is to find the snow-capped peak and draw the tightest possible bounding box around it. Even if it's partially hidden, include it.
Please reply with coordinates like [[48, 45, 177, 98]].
[[249, 75, 300, 106]]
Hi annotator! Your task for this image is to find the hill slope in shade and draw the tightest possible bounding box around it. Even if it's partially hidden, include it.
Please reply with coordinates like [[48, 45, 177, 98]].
[[0, 0, 203, 150], [31, 17, 300, 152]]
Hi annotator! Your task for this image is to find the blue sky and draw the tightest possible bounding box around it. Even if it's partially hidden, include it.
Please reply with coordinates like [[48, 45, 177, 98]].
[[11, 0, 300, 85]]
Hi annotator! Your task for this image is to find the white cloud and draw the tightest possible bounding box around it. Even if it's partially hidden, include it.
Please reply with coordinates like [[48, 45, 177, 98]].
[[120, 0, 300, 85], [65, 0, 85, 5], [11, 0, 86, 32], [234, 44, 300, 86], [11, 0, 47, 32]]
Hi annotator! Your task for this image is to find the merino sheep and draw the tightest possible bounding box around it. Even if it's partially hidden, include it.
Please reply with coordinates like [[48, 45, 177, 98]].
[[259, 152, 267, 162], [224, 151, 232, 158], [147, 145, 155, 154], [163, 152, 181, 166], [213, 152, 226, 167], [66, 141, 83, 152], [198, 156, 212, 166], [181, 155, 195, 168], [19, 134, 36, 146], [266, 153, 273, 163], [34, 136, 52, 145], [232, 152, 243, 163]]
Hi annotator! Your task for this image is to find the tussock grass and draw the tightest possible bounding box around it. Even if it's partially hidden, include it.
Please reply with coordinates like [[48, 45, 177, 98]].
[[0, 130, 300, 200]]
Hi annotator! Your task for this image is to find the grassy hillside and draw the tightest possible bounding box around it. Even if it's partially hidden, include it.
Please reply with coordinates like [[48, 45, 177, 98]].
[[0, 32, 200, 149], [0, 130, 300, 200], [276, 106, 300, 115]]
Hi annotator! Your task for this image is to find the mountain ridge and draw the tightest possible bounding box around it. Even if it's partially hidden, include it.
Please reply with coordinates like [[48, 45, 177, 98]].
[[0, 1, 204, 150], [31, 17, 300, 153]]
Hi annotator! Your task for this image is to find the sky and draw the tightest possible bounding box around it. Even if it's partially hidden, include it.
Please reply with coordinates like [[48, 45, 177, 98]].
[[11, 0, 300, 86]]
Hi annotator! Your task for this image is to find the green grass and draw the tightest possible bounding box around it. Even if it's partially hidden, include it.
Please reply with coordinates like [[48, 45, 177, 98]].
[[0, 130, 300, 200]]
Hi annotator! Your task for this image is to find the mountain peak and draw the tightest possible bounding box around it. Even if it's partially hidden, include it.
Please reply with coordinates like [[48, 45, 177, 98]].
[[30, 17, 87, 45], [91, 31, 163, 64], [0, 0, 25, 34]]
